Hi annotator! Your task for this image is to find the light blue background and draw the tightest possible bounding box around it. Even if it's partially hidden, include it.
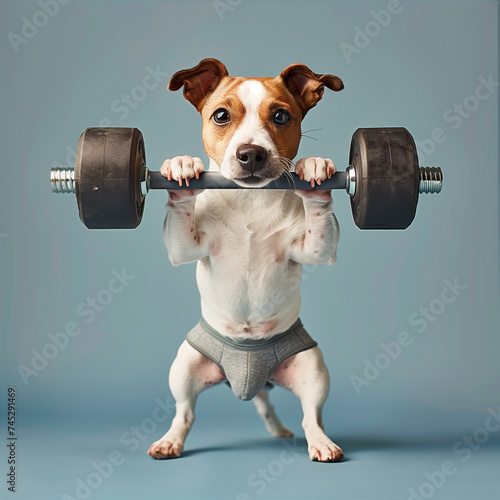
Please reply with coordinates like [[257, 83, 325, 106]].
[[0, 1, 499, 499]]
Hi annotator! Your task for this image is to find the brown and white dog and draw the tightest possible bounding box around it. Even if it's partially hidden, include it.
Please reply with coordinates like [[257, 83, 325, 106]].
[[147, 58, 344, 462]]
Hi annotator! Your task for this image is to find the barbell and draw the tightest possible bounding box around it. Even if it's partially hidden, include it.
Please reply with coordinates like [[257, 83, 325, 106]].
[[49, 127, 442, 230]]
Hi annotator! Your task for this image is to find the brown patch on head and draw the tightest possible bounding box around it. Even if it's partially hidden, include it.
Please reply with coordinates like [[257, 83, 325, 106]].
[[279, 63, 344, 116], [201, 77, 247, 165], [169, 59, 343, 171], [168, 58, 229, 111], [202, 75, 304, 163], [258, 78, 303, 160]]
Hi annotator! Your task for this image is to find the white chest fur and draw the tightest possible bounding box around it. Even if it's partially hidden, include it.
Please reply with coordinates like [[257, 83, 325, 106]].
[[194, 189, 306, 339]]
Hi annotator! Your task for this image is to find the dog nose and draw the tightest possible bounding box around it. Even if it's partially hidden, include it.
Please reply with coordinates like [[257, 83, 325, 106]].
[[236, 144, 268, 172]]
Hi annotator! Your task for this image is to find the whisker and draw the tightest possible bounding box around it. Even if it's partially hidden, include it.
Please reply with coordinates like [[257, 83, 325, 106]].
[[301, 128, 323, 134], [300, 134, 318, 142], [285, 170, 297, 189], [278, 157, 297, 189], [279, 157, 295, 171], [279, 157, 293, 167], [301, 127, 322, 142], [189, 130, 203, 136]]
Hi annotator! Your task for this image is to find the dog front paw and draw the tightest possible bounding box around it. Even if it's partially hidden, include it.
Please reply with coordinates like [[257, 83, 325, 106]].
[[161, 156, 205, 201], [294, 157, 335, 202], [295, 157, 336, 188], [161, 155, 205, 186]]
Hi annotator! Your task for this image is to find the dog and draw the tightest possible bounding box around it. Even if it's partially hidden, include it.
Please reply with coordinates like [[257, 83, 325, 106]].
[[147, 58, 344, 462]]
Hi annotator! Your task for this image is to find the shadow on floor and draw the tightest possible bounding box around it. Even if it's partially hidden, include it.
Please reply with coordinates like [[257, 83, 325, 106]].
[[177, 431, 500, 460], [181, 437, 308, 458]]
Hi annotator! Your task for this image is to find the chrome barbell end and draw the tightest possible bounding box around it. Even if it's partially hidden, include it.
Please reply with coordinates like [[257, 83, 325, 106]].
[[419, 167, 443, 194], [141, 166, 150, 196], [50, 167, 75, 194], [345, 165, 356, 197]]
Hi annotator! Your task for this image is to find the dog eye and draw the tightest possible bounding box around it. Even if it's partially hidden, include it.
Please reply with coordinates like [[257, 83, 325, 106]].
[[273, 109, 291, 126], [212, 108, 230, 125]]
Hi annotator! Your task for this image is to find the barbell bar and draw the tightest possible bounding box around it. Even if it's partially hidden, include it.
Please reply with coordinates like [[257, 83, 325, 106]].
[[49, 127, 442, 230]]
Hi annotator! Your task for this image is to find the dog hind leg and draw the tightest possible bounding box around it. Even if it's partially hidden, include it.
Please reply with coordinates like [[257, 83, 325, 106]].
[[270, 347, 344, 462], [147, 341, 225, 459], [253, 389, 294, 438]]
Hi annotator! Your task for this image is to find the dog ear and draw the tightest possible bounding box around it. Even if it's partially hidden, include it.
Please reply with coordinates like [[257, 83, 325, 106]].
[[168, 58, 229, 111], [279, 64, 344, 116]]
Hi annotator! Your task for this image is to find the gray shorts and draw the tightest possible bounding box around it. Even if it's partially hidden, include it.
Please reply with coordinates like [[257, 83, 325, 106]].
[[186, 318, 317, 401]]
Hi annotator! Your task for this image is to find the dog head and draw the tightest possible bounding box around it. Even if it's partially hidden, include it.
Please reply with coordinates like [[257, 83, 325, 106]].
[[169, 58, 343, 187]]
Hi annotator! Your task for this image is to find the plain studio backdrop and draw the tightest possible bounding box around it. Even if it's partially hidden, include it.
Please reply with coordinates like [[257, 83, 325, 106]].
[[0, 1, 498, 499]]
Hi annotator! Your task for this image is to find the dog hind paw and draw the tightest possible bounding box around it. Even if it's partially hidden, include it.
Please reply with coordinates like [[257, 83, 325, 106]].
[[270, 427, 294, 438], [309, 439, 344, 462], [147, 439, 184, 459]]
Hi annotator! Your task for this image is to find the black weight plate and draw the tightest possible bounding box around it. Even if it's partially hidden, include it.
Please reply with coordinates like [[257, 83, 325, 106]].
[[349, 128, 419, 230], [75, 128, 146, 229]]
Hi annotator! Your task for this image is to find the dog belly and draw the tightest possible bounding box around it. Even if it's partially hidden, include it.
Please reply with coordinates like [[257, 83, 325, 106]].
[[196, 259, 302, 339], [192, 190, 307, 339]]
